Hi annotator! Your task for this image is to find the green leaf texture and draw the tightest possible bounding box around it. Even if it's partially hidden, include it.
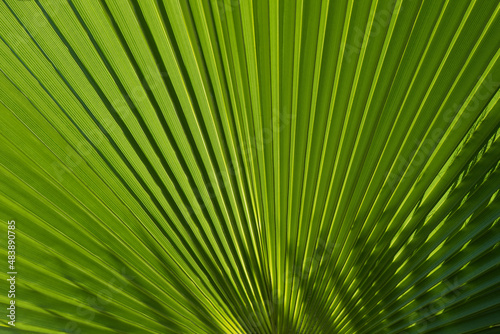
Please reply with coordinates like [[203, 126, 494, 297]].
[[0, 0, 499, 333]]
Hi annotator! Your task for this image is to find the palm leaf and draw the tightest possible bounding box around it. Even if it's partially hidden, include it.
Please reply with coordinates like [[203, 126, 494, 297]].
[[0, 0, 499, 333]]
